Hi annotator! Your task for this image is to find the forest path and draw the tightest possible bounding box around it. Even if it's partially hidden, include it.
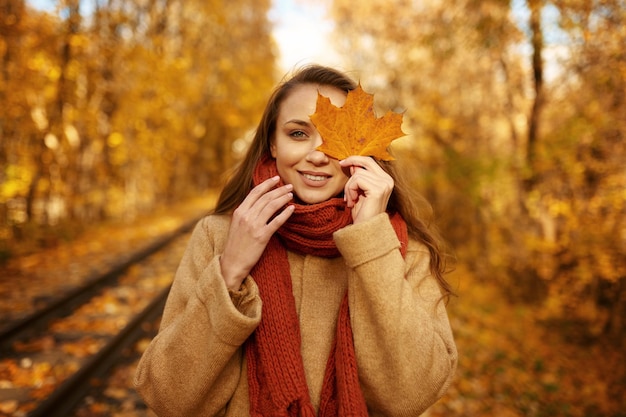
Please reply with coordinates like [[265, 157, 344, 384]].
[[0, 194, 216, 330], [2, 197, 624, 416], [427, 265, 624, 417]]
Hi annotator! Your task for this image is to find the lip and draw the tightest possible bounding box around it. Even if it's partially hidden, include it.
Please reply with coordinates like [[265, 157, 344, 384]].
[[299, 171, 331, 187]]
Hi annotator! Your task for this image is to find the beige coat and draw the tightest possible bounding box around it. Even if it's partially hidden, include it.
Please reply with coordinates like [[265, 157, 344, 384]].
[[134, 213, 457, 416]]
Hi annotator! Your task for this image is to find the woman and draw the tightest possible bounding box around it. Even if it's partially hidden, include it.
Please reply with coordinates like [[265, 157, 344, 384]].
[[134, 65, 457, 416]]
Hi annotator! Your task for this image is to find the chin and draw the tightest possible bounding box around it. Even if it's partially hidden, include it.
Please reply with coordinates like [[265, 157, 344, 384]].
[[294, 193, 329, 205], [295, 197, 323, 205], [295, 190, 344, 205]]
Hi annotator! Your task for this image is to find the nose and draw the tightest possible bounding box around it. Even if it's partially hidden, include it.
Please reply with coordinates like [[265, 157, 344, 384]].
[[305, 135, 329, 165]]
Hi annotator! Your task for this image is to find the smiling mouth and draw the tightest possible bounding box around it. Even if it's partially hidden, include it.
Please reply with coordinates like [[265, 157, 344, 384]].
[[302, 173, 329, 181]]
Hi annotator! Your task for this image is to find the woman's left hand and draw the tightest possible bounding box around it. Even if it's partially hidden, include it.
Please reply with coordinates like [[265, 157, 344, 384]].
[[339, 156, 394, 224]]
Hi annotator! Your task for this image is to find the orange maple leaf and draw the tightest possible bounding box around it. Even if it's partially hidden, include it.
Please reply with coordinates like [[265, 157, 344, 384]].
[[310, 84, 406, 161]]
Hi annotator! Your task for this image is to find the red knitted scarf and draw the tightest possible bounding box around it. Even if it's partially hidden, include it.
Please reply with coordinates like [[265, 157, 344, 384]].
[[246, 155, 408, 417]]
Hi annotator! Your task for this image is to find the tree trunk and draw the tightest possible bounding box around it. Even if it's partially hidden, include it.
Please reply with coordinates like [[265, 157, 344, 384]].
[[525, 0, 544, 192]]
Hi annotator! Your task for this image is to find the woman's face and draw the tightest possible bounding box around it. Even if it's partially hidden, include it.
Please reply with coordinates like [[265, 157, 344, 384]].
[[271, 84, 349, 204]]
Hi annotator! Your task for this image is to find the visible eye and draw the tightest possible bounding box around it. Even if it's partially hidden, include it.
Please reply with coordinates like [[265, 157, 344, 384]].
[[289, 130, 308, 139]]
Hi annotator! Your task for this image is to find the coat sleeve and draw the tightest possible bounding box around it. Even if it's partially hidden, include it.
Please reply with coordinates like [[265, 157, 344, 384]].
[[334, 213, 457, 416], [133, 216, 261, 417]]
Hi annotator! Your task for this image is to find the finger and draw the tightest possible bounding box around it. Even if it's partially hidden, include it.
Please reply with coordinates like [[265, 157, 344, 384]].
[[340, 155, 378, 171], [239, 176, 281, 210], [244, 182, 293, 220], [344, 169, 394, 207], [258, 189, 294, 224], [232, 183, 292, 235], [345, 159, 393, 186], [266, 204, 295, 232], [344, 177, 362, 208]]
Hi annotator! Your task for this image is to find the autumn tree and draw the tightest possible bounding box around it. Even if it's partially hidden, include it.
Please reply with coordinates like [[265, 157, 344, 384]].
[[527, 0, 626, 340], [330, 0, 626, 341], [0, 0, 278, 256], [0, 1, 61, 245], [331, 0, 528, 277]]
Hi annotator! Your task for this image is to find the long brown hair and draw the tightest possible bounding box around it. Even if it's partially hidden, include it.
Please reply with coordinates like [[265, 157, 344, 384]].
[[213, 64, 454, 298]]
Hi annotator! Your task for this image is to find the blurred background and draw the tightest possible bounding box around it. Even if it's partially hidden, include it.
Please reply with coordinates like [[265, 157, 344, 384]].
[[1, 0, 625, 416]]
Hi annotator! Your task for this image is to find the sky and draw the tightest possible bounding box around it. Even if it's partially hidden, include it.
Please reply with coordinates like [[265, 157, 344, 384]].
[[26, 0, 341, 73], [268, 0, 342, 72], [25, 0, 564, 81]]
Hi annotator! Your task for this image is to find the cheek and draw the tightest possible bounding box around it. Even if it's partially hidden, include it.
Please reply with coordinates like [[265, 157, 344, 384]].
[[274, 145, 306, 166], [273, 151, 299, 179], [337, 171, 350, 188], [328, 161, 349, 187]]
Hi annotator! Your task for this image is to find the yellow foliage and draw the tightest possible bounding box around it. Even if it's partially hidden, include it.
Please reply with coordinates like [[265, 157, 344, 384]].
[[107, 132, 124, 148], [331, 0, 626, 351], [0, 165, 34, 201], [429, 267, 625, 416]]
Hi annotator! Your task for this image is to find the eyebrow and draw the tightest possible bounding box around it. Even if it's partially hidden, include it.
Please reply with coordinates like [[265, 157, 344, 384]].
[[283, 119, 311, 127]]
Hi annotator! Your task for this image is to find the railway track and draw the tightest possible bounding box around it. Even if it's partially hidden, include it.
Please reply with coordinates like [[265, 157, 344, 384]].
[[0, 217, 200, 417]]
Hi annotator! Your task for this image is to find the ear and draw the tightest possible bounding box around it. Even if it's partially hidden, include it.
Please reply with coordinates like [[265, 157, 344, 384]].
[[270, 140, 277, 158]]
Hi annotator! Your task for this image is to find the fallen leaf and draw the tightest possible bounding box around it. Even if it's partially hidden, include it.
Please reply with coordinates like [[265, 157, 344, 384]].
[[310, 84, 405, 161], [13, 335, 56, 353], [0, 400, 18, 414], [104, 387, 128, 399]]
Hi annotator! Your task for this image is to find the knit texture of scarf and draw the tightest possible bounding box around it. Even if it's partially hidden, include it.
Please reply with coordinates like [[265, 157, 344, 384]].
[[246, 155, 408, 417]]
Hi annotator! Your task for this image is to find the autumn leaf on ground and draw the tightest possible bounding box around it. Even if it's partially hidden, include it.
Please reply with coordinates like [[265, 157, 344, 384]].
[[310, 84, 406, 161]]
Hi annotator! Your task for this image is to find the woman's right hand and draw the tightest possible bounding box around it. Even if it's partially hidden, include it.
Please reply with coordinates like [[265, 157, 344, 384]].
[[219, 176, 295, 290]]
